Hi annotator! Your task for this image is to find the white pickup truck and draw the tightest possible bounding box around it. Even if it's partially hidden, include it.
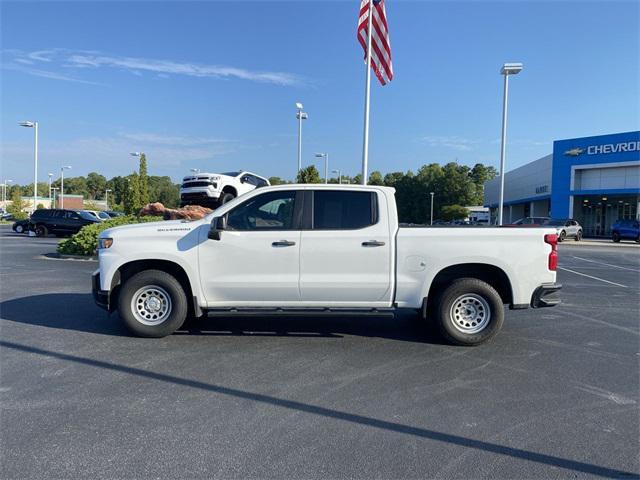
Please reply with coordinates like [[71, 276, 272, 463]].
[[93, 185, 561, 345], [180, 170, 270, 208]]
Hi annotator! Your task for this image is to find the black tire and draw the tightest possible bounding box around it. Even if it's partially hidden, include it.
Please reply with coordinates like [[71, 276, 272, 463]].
[[117, 269, 189, 338], [34, 224, 48, 237], [220, 192, 235, 205], [612, 232, 620, 243], [434, 278, 504, 346], [558, 230, 566, 242], [14, 224, 24, 234], [575, 230, 582, 241]]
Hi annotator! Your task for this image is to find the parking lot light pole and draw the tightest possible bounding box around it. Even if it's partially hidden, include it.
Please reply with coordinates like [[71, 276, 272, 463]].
[[332, 169, 342, 184], [105, 189, 112, 210], [60, 165, 72, 208], [48, 173, 53, 206], [19, 121, 38, 212], [295, 102, 307, 177], [51, 187, 59, 209], [2, 179, 12, 205], [498, 62, 523, 226], [315, 153, 329, 184], [430, 192, 435, 225]]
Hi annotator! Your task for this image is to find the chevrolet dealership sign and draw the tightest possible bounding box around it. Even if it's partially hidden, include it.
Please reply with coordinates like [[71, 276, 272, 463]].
[[564, 141, 640, 156]]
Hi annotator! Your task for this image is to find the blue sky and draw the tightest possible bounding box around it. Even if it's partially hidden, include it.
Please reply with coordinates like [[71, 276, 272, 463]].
[[2, 0, 638, 184]]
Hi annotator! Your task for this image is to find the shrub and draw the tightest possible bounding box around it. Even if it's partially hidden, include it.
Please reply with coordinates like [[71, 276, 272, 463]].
[[57, 215, 163, 256]]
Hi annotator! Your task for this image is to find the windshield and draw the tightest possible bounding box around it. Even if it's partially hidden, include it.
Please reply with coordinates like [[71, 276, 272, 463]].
[[79, 211, 98, 221], [221, 171, 241, 177], [545, 219, 566, 226]]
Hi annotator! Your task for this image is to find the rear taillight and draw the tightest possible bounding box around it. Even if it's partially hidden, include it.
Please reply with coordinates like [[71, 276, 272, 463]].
[[544, 233, 558, 271]]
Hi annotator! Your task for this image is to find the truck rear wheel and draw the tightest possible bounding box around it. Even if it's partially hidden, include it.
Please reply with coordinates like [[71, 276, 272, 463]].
[[435, 278, 504, 346], [118, 269, 188, 337]]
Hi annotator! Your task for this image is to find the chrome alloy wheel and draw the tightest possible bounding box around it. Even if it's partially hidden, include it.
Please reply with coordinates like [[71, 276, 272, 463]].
[[449, 294, 491, 334], [131, 285, 172, 325]]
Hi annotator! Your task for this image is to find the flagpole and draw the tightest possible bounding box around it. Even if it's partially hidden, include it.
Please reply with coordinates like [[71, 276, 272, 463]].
[[360, 0, 374, 185]]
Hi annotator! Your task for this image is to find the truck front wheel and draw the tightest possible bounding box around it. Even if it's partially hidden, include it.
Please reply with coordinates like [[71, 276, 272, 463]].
[[435, 278, 504, 346], [118, 270, 189, 337]]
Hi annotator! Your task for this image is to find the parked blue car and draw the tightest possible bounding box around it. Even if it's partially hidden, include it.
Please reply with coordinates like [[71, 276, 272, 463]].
[[611, 219, 640, 243]]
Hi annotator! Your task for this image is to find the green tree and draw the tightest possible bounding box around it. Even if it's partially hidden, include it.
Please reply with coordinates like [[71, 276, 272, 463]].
[[296, 165, 322, 184], [268, 176, 289, 185], [138, 153, 150, 206], [36, 203, 45, 210], [122, 173, 142, 215], [368, 171, 384, 185], [107, 176, 127, 205], [86, 172, 107, 199], [440, 204, 469, 221], [7, 190, 28, 220]]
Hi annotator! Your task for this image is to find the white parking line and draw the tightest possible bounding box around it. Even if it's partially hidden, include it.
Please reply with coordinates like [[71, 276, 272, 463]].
[[571, 256, 640, 273], [558, 267, 628, 288]]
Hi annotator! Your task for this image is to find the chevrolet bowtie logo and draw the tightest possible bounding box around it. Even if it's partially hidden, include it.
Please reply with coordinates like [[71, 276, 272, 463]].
[[564, 147, 585, 156]]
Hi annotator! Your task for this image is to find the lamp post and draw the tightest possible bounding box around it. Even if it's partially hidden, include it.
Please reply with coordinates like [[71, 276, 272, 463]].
[[48, 173, 53, 207], [497, 62, 523, 226], [18, 121, 38, 212], [2, 179, 12, 205], [105, 189, 112, 210], [332, 169, 342, 184], [430, 192, 435, 226], [315, 153, 329, 184], [295, 102, 308, 177], [51, 187, 59, 209], [60, 165, 72, 208]]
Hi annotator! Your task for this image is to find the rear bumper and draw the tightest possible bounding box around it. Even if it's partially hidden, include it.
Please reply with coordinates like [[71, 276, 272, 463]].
[[530, 283, 562, 308], [92, 271, 111, 311]]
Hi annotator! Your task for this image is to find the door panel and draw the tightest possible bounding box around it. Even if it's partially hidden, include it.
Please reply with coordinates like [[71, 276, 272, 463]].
[[200, 230, 301, 304], [199, 189, 302, 305], [299, 190, 393, 305]]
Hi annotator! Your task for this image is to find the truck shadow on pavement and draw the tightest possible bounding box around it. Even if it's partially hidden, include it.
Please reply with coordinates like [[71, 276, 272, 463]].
[[0, 293, 130, 336], [0, 337, 636, 479], [0, 293, 446, 344]]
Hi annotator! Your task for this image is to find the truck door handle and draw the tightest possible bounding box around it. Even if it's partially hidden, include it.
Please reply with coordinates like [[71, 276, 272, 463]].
[[362, 240, 386, 247], [272, 240, 296, 247]]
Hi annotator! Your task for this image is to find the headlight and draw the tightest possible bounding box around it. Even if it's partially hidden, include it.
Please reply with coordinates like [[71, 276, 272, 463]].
[[210, 176, 220, 181], [97, 237, 113, 249]]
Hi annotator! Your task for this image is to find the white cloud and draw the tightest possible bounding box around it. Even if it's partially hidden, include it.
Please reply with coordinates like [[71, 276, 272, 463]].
[[2, 62, 104, 85], [3, 48, 304, 87]]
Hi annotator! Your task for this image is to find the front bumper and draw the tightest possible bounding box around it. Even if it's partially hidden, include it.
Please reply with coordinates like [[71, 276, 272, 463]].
[[530, 283, 562, 308], [180, 189, 220, 201], [92, 271, 111, 312]]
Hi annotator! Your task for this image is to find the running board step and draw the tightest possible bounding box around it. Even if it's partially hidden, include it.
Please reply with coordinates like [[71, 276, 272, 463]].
[[204, 307, 395, 317]]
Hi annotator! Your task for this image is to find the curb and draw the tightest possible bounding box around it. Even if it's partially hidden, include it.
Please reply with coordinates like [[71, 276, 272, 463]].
[[41, 253, 98, 261]]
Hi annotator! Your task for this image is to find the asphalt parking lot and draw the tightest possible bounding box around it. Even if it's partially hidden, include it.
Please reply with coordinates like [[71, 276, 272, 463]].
[[1, 224, 638, 479]]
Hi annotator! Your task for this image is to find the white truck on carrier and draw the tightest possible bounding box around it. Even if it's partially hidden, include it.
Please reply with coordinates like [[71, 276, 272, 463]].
[[180, 170, 270, 208], [93, 184, 561, 346]]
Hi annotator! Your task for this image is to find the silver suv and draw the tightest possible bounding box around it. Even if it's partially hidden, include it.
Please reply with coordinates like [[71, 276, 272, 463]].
[[546, 218, 583, 242]]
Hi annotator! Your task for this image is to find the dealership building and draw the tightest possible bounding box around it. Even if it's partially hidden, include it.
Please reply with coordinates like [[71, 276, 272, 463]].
[[484, 130, 640, 236]]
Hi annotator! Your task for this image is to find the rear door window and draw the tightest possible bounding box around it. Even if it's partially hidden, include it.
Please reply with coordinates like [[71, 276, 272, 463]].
[[312, 191, 377, 230]]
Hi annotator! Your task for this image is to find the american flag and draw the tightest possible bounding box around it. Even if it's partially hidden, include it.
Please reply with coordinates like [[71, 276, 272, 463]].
[[357, 0, 393, 86]]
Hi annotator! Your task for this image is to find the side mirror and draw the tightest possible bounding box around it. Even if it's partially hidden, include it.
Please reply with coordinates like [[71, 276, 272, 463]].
[[208, 215, 227, 240]]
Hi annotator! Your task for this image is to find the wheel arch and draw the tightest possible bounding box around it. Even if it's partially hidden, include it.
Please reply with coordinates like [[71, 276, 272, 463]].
[[426, 263, 513, 310], [221, 185, 237, 196], [112, 259, 202, 317]]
